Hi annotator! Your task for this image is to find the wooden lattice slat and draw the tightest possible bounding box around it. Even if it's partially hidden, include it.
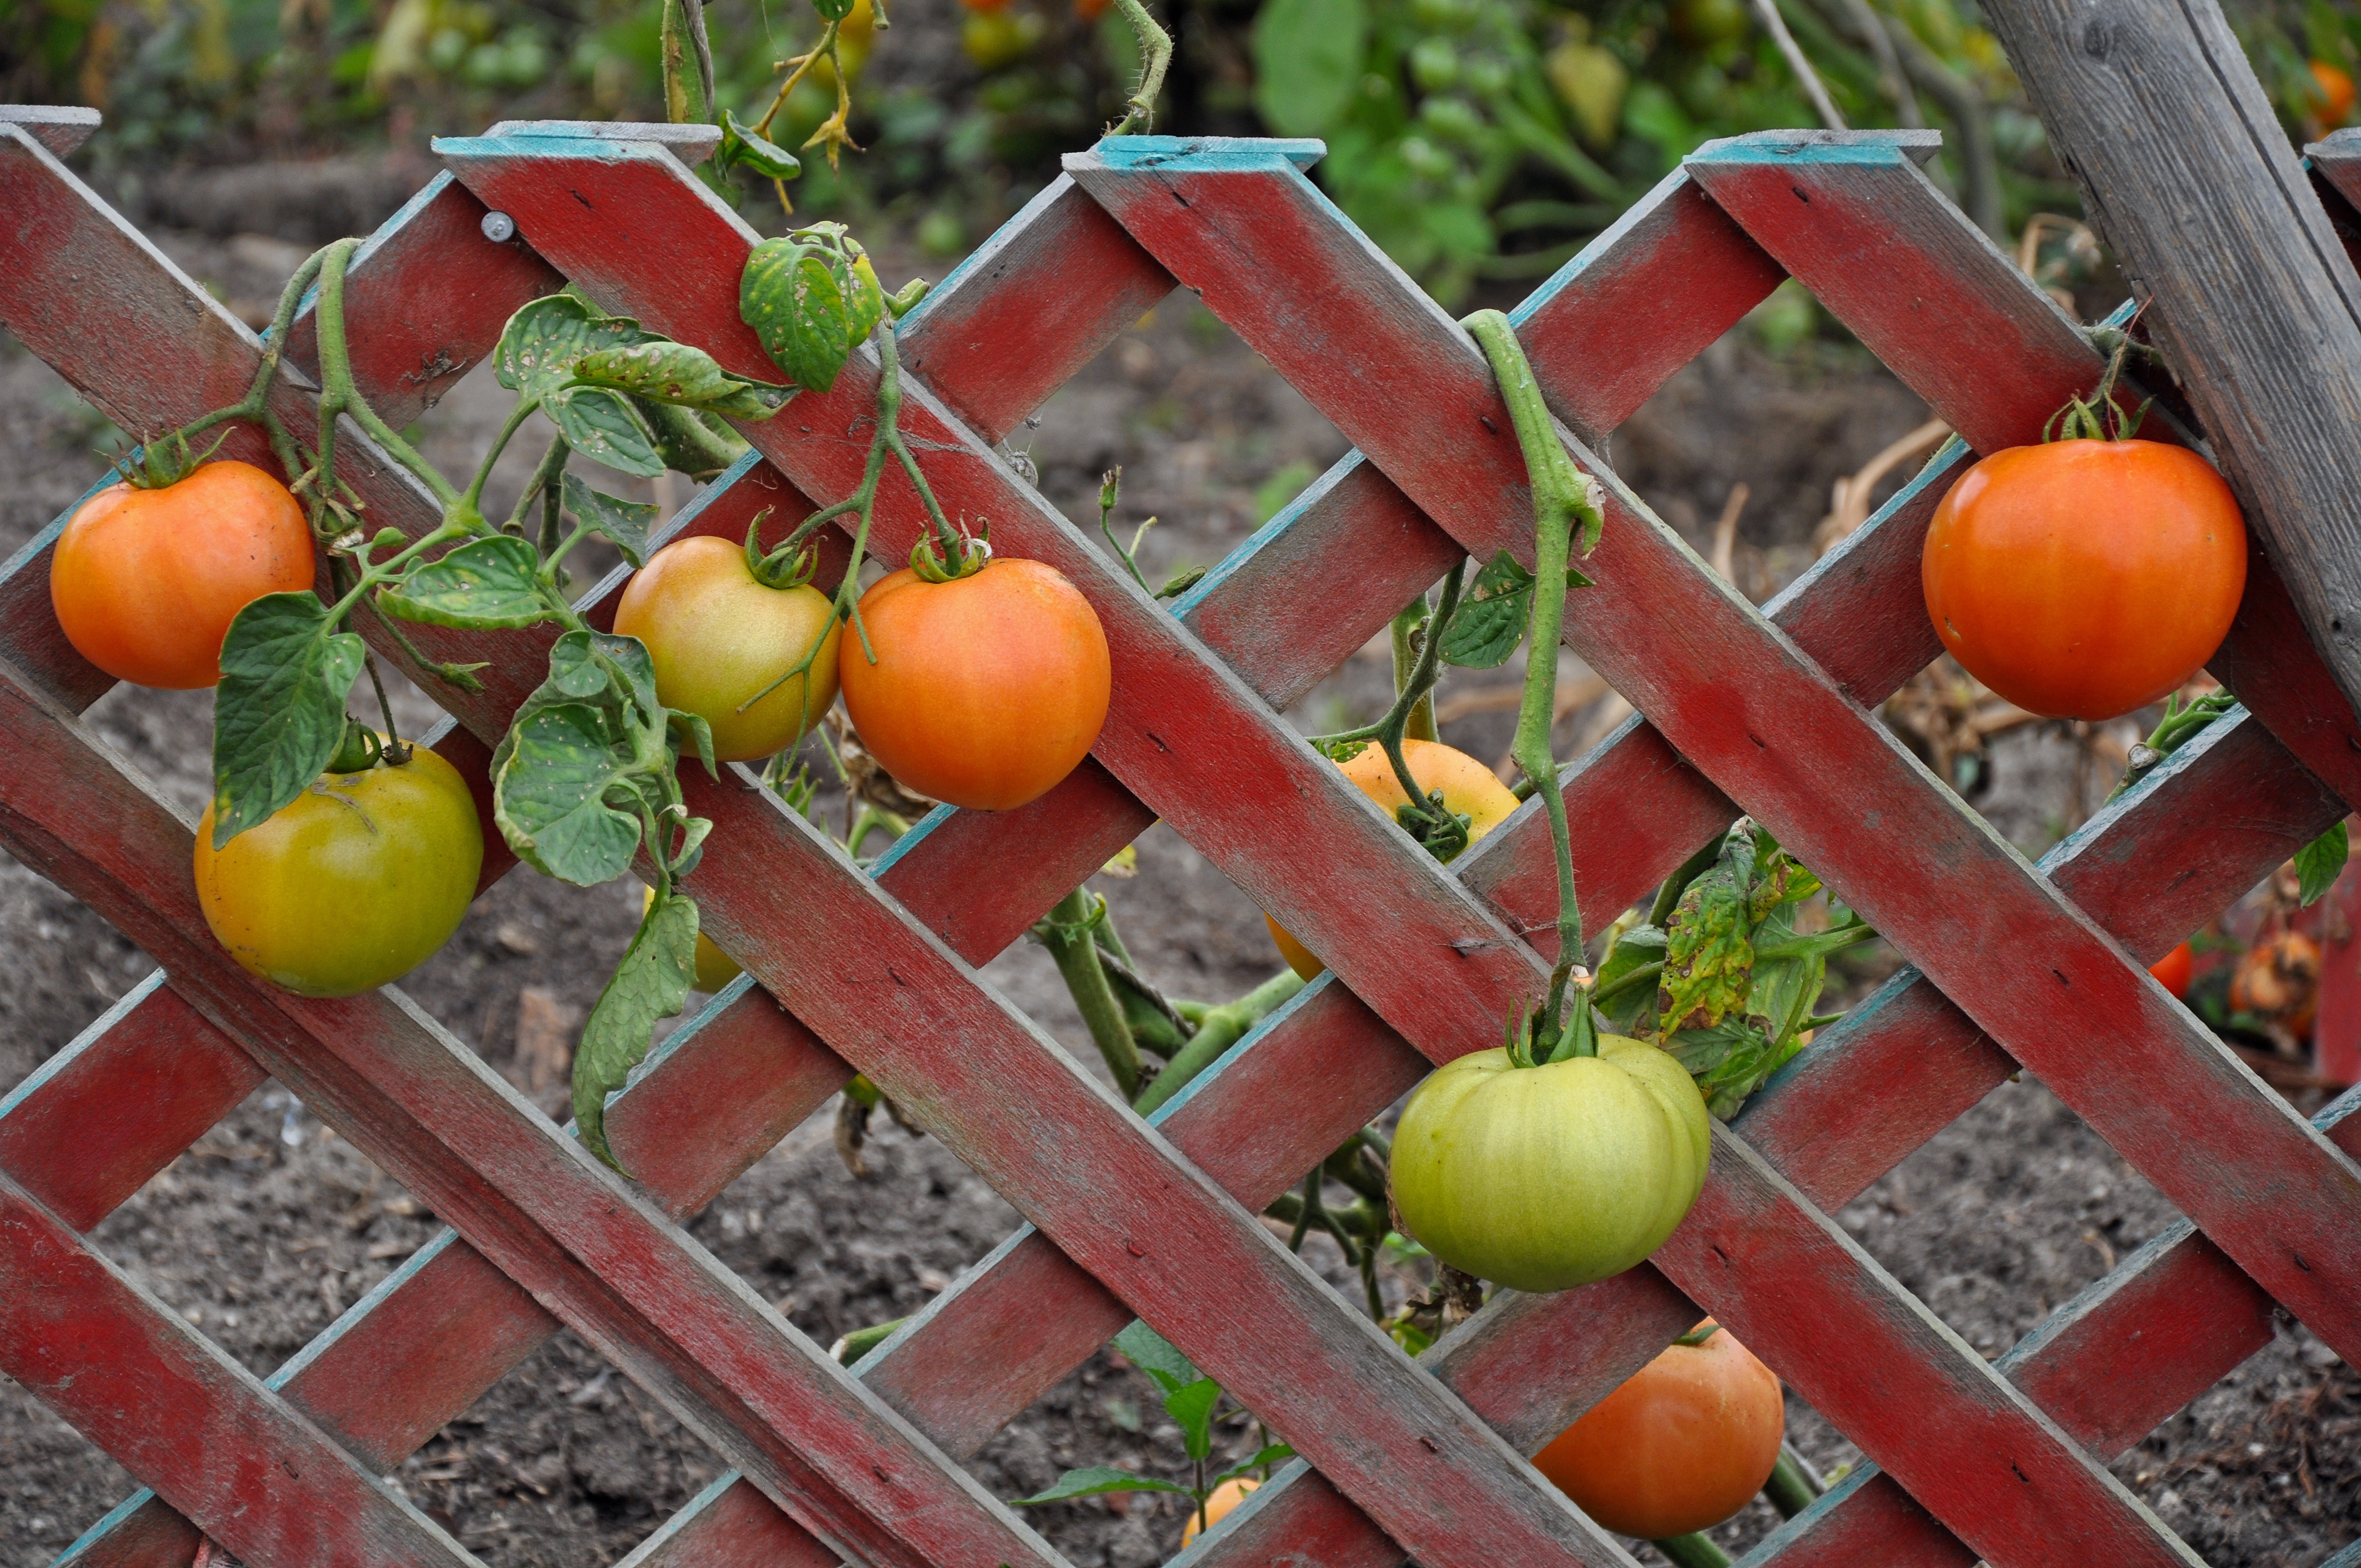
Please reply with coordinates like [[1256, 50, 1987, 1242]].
[[2, 105, 2353, 1568]]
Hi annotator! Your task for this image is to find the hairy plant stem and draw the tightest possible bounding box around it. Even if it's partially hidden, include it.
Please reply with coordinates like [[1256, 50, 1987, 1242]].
[[1035, 888, 1143, 1098], [1106, 0, 1173, 135], [1308, 561, 1468, 857], [1130, 968, 1305, 1115], [1466, 309, 1602, 1055], [1391, 594, 1438, 743], [1651, 1533, 1733, 1568], [312, 241, 461, 514]]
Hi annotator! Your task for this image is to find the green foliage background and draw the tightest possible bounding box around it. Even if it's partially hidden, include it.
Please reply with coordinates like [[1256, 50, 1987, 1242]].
[[3, 0, 2355, 294]]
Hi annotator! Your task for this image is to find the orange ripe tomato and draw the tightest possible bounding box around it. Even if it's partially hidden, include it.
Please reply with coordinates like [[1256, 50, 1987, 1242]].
[[1266, 738, 1522, 980], [1533, 1320, 1785, 1540], [2314, 61, 2357, 125], [1075, 0, 1113, 19], [2231, 929, 2321, 1039], [1180, 1477, 1258, 1546], [2149, 939, 2194, 1000], [1922, 440, 2245, 721], [52, 460, 315, 689], [837, 558, 1111, 812]]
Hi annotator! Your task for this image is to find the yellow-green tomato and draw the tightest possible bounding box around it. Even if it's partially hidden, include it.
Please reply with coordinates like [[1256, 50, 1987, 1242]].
[[1391, 1033, 1710, 1292], [194, 744, 484, 998], [612, 535, 843, 763]]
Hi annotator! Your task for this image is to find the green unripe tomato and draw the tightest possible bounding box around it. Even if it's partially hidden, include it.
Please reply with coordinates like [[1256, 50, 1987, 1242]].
[[1409, 0, 1476, 33], [1461, 53, 1511, 97], [1672, 0, 1751, 51], [1391, 1033, 1710, 1292], [1399, 134, 1459, 181], [195, 744, 484, 998], [1417, 94, 1488, 144], [1410, 36, 1462, 91], [612, 534, 843, 764]]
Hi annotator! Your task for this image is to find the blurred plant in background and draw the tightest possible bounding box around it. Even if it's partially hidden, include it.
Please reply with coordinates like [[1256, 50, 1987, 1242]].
[[3, 0, 2353, 296]]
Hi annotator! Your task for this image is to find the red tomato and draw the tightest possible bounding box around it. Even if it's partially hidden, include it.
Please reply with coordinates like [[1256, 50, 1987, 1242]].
[[1075, 0, 1113, 19], [52, 460, 315, 689], [838, 558, 1110, 812], [1533, 1320, 1784, 1539], [1922, 440, 2245, 720], [2149, 939, 2194, 999], [2314, 61, 2357, 125]]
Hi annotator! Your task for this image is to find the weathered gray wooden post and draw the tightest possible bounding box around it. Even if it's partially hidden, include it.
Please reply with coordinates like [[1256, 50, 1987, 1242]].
[[1979, 0, 2361, 721]]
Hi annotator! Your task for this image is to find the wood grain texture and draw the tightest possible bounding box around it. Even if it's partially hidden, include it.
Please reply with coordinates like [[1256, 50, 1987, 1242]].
[[0, 1167, 480, 1568], [616, 1474, 843, 1568], [0, 973, 262, 1233], [0, 665, 1065, 1568], [1974, 0, 2361, 723], [0, 104, 101, 156], [1071, 146, 2361, 1380]]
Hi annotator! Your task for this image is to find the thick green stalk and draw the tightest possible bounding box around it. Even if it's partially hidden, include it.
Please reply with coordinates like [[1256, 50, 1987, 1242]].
[[1465, 309, 1602, 1048], [1106, 0, 1173, 135], [1037, 889, 1142, 1098], [1392, 594, 1437, 743], [1765, 1443, 1826, 1519], [312, 241, 460, 513], [1651, 1533, 1733, 1568], [1131, 968, 1304, 1115]]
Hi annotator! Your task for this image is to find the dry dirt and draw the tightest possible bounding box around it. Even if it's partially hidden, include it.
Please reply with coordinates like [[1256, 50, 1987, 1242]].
[[0, 162, 2353, 1568]]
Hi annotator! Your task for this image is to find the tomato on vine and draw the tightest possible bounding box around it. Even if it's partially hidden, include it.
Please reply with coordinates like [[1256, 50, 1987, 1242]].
[[195, 737, 483, 998], [1179, 1477, 1258, 1545], [1390, 1030, 1709, 1292], [1532, 1320, 1784, 1539], [1266, 738, 1520, 980], [839, 552, 1111, 812], [2150, 939, 2194, 999], [613, 527, 843, 763], [1921, 335, 2245, 721], [52, 458, 315, 689]]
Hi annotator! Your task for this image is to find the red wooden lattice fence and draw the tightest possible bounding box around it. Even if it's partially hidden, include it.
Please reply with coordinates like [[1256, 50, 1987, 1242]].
[[4, 106, 2361, 1568]]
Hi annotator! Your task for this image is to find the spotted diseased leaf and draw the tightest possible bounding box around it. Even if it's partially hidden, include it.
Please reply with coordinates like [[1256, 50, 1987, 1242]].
[[1657, 829, 1755, 1033], [1439, 550, 1595, 668], [494, 295, 654, 401], [376, 536, 551, 629], [1663, 1016, 1799, 1120], [1012, 1468, 1193, 1506], [210, 591, 368, 847], [2296, 820, 2349, 908], [561, 474, 659, 568], [574, 891, 699, 1170], [493, 702, 645, 886], [570, 341, 794, 423], [633, 397, 750, 481], [715, 108, 801, 181], [546, 386, 665, 478], [847, 251, 886, 351], [742, 236, 853, 393]]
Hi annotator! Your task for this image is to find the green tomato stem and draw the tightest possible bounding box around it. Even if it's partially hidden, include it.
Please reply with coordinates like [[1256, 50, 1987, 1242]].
[[311, 239, 461, 512], [466, 396, 541, 517], [1650, 1533, 1734, 1568], [1035, 888, 1143, 1099], [1764, 1443, 1826, 1520], [1106, 0, 1173, 135], [1465, 308, 1604, 1057], [1391, 593, 1438, 744], [1130, 967, 1304, 1115]]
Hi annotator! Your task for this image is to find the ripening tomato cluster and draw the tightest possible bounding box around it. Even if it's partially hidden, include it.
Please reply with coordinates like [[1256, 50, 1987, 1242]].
[[53, 455, 1112, 1001]]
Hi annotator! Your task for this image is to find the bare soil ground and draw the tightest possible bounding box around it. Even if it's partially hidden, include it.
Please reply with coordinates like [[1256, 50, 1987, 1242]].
[[0, 174, 2353, 1568]]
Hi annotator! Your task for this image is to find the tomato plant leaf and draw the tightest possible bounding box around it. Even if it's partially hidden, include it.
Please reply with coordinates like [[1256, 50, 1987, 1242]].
[[560, 474, 659, 568], [494, 295, 654, 402], [670, 708, 717, 779], [574, 890, 699, 1170], [1664, 1016, 1801, 1120], [1440, 551, 1531, 668], [570, 341, 795, 423], [1251, 0, 1368, 135], [375, 536, 551, 629], [546, 388, 666, 479], [1594, 921, 1666, 1032], [1163, 1376, 1221, 1464], [1210, 1446, 1296, 1489], [632, 397, 750, 481], [1011, 1468, 1194, 1506], [741, 233, 853, 393], [715, 108, 801, 181], [210, 591, 368, 847], [1657, 828, 1755, 1033], [1113, 1319, 1201, 1395], [847, 251, 886, 352], [493, 701, 646, 886], [2296, 820, 2349, 908]]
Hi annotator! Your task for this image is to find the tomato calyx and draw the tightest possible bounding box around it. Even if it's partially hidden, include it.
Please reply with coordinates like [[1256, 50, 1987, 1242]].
[[109, 426, 231, 492], [1673, 1321, 1721, 1348], [907, 523, 992, 582], [742, 514, 820, 591], [2044, 319, 2157, 444]]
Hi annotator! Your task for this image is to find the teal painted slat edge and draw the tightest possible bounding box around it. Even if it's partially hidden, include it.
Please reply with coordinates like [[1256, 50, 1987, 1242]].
[[1685, 128, 1943, 169], [1088, 135, 1326, 172]]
